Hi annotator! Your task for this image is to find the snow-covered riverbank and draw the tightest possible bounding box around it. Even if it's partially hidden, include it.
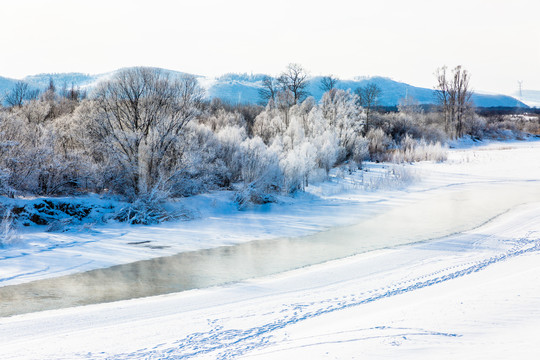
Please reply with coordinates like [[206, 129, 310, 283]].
[[2, 139, 540, 359], [2, 189, 540, 359], [2, 139, 539, 288]]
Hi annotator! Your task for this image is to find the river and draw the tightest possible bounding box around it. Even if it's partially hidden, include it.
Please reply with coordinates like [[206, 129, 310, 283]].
[[2, 180, 540, 317]]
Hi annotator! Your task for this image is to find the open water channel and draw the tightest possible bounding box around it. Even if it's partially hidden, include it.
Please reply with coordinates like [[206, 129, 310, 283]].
[[2, 180, 540, 317]]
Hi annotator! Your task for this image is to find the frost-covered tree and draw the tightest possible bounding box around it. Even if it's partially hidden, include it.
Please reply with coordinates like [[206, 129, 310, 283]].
[[355, 83, 381, 135], [366, 128, 392, 162], [305, 108, 340, 174], [88, 67, 204, 197], [166, 122, 229, 196], [281, 141, 317, 192], [215, 125, 248, 183], [0, 106, 96, 195], [233, 136, 282, 207], [202, 107, 246, 132], [321, 89, 366, 162], [239, 136, 281, 188], [252, 105, 287, 144]]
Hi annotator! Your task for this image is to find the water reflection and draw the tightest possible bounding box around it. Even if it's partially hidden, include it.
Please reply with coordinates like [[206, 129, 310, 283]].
[[2, 181, 540, 317]]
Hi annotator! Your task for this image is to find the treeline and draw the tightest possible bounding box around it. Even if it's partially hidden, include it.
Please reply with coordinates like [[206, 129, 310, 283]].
[[0, 65, 538, 210]]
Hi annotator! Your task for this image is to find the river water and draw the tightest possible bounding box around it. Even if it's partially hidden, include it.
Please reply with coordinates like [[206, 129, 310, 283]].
[[2, 180, 540, 317]]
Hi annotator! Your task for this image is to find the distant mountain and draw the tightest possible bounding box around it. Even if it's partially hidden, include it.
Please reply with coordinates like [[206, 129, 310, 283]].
[[208, 74, 528, 108], [0, 76, 18, 94], [23, 72, 100, 90], [511, 90, 540, 108], [0, 68, 528, 108]]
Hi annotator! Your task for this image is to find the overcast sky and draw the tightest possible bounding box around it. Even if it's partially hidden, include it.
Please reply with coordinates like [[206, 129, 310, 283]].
[[1, 0, 538, 94]]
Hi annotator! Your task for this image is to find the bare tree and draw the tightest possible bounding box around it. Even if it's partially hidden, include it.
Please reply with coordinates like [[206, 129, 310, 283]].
[[278, 63, 310, 104], [319, 75, 338, 93], [90, 67, 204, 196], [435, 65, 473, 138], [451, 66, 473, 137], [258, 75, 279, 104], [355, 83, 382, 135], [64, 83, 85, 102], [4, 81, 39, 108], [435, 66, 451, 133]]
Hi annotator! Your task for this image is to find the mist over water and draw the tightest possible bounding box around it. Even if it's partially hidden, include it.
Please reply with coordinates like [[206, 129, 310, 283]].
[[2, 180, 540, 317]]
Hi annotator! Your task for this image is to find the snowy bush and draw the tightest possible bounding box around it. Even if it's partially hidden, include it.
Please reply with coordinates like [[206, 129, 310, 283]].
[[320, 89, 365, 160], [281, 141, 317, 192], [202, 107, 247, 132], [420, 123, 448, 144], [312, 130, 340, 175], [14, 99, 51, 124], [0, 168, 14, 197], [235, 137, 282, 208], [366, 128, 392, 162], [84, 67, 205, 197], [465, 115, 487, 140], [114, 187, 178, 225], [164, 122, 230, 197], [215, 125, 247, 183], [0, 208, 19, 247], [252, 106, 287, 144], [391, 135, 448, 163], [364, 165, 418, 191], [2, 65, 500, 224], [523, 121, 540, 136], [386, 112, 422, 142], [239, 137, 280, 187], [351, 136, 370, 165]]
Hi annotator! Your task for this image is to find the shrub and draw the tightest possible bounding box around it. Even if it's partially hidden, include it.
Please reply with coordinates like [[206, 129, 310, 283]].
[[392, 135, 447, 163], [114, 187, 177, 225], [0, 208, 19, 247], [366, 128, 392, 162]]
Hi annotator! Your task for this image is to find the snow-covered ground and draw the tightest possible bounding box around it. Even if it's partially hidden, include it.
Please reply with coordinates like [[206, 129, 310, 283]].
[[1, 139, 540, 359], [0, 163, 421, 287]]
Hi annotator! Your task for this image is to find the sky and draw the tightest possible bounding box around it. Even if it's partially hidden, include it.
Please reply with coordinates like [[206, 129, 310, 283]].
[[0, 0, 538, 95]]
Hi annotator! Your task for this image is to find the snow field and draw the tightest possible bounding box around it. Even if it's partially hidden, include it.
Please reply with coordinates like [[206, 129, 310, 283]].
[[1, 201, 540, 359]]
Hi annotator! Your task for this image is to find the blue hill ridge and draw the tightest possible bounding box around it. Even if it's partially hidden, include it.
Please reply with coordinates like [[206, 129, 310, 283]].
[[0, 69, 528, 108]]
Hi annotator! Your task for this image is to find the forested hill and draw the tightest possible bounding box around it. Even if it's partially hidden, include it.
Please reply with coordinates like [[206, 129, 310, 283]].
[[206, 74, 528, 108], [0, 69, 528, 108]]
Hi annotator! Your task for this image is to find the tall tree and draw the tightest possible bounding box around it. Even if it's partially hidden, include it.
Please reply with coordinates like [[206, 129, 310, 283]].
[[258, 75, 279, 104], [319, 75, 338, 93], [355, 83, 382, 135], [90, 67, 204, 196], [4, 81, 39, 108], [435, 65, 473, 138], [278, 63, 310, 104]]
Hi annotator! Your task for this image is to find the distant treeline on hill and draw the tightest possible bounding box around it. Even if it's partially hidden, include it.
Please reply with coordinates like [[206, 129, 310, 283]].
[[0, 67, 529, 108], [374, 105, 540, 116], [474, 107, 540, 116]]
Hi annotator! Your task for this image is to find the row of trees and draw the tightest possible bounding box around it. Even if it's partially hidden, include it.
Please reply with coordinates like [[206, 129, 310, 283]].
[[0, 64, 528, 210], [435, 65, 473, 138], [4, 79, 86, 108], [259, 64, 474, 140], [259, 64, 384, 135], [258, 64, 475, 141], [0, 67, 357, 200]]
